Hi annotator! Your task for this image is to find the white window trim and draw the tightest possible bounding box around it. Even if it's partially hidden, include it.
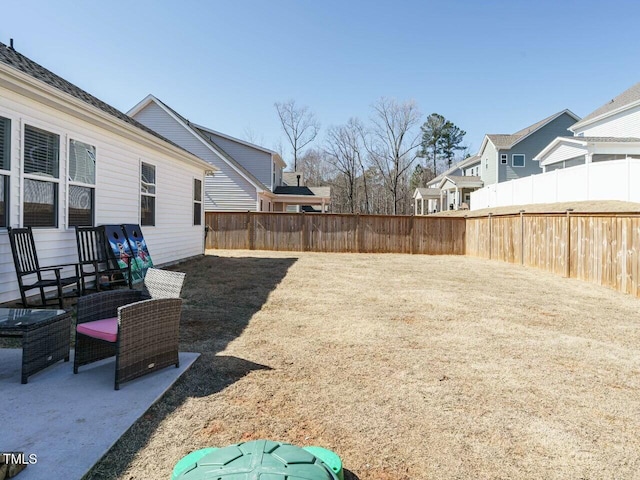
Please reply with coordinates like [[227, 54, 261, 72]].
[[21, 119, 64, 229], [512, 154, 525, 168], [0, 114, 11, 229], [500, 154, 508, 165], [67, 137, 97, 228], [193, 176, 202, 226], [140, 160, 157, 226]]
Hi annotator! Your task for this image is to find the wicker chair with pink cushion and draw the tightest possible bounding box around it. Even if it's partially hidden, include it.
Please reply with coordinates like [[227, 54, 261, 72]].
[[72, 268, 186, 390]]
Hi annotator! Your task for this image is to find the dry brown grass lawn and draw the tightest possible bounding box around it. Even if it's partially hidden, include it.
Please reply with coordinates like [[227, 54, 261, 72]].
[[89, 250, 640, 480]]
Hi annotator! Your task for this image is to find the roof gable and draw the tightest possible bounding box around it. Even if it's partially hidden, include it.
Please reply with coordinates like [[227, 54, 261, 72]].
[[482, 110, 580, 152], [573, 82, 640, 130], [426, 155, 481, 186], [129, 95, 267, 191]]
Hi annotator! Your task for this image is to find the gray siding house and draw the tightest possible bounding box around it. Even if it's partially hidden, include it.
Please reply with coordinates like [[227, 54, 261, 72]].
[[475, 110, 580, 185], [129, 95, 329, 212], [129, 95, 284, 212]]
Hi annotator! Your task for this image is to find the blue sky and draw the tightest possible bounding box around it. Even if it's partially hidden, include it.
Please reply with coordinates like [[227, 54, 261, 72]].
[[3, 1, 640, 166]]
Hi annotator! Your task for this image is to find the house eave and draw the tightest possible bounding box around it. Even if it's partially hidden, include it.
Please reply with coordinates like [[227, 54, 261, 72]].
[[570, 101, 640, 132], [0, 67, 214, 173]]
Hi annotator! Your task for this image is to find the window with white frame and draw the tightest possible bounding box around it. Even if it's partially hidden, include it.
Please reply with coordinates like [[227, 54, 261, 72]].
[[500, 154, 507, 164], [512, 154, 525, 167], [140, 162, 156, 226], [0, 116, 9, 228], [68, 139, 96, 226], [23, 125, 60, 227], [193, 178, 202, 225]]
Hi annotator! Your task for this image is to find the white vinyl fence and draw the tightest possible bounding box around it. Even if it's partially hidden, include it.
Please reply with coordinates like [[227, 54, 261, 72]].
[[471, 158, 640, 210]]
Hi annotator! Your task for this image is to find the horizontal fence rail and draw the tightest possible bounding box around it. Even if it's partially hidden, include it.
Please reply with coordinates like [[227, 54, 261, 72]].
[[205, 212, 466, 255]]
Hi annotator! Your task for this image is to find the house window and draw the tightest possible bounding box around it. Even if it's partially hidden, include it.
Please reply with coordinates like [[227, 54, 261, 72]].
[[193, 178, 202, 225], [23, 125, 60, 227], [500, 154, 507, 164], [0, 116, 9, 228], [141, 162, 156, 226], [68, 139, 96, 226], [512, 154, 525, 167]]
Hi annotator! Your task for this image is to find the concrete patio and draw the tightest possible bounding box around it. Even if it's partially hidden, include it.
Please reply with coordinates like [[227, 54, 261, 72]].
[[0, 349, 198, 480]]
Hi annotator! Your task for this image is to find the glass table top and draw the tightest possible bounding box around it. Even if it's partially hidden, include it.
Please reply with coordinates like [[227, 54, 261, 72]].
[[0, 308, 67, 329]]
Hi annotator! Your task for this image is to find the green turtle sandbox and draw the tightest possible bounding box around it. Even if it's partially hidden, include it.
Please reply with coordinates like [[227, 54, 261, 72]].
[[172, 440, 343, 480]]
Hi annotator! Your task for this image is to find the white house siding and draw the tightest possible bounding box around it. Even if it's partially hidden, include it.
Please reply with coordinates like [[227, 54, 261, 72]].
[[541, 143, 587, 165], [133, 103, 258, 212], [0, 87, 205, 304], [575, 104, 640, 137], [208, 133, 273, 190]]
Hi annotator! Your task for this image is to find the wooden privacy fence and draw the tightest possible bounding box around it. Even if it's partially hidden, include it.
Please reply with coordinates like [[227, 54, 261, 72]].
[[466, 212, 640, 297], [205, 212, 466, 254]]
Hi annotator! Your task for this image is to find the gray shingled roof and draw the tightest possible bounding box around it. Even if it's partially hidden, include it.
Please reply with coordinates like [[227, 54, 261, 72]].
[[441, 175, 483, 187], [309, 186, 331, 197], [0, 42, 188, 153], [486, 110, 577, 150], [426, 155, 481, 186], [577, 82, 640, 126]]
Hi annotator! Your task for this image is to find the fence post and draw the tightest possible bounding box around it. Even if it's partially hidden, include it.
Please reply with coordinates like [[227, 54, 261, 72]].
[[247, 211, 255, 250], [302, 211, 308, 252], [409, 215, 415, 254], [213, 213, 219, 249], [565, 208, 573, 278], [355, 214, 362, 253], [488, 213, 493, 260], [520, 210, 525, 266]]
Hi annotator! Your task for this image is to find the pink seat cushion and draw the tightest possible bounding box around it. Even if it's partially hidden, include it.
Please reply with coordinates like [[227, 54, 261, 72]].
[[77, 317, 118, 343]]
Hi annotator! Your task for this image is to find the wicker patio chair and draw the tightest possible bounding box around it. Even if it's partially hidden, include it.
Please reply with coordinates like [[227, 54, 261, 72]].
[[7, 226, 81, 308], [75, 226, 132, 294], [73, 268, 186, 390]]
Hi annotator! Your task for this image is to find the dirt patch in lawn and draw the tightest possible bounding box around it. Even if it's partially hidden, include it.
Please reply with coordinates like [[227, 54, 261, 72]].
[[89, 250, 640, 479]]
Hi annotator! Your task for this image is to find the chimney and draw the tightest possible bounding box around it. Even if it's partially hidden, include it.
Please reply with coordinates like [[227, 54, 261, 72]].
[[296, 174, 301, 187], [9, 38, 14, 50]]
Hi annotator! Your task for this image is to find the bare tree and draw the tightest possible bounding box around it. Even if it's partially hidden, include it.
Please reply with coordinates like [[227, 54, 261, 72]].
[[274, 100, 320, 172], [364, 98, 422, 215], [324, 118, 368, 213], [297, 148, 333, 186]]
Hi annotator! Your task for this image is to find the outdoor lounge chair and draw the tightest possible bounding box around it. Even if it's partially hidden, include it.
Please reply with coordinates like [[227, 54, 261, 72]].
[[73, 268, 186, 390], [74, 225, 132, 294], [7, 226, 81, 308]]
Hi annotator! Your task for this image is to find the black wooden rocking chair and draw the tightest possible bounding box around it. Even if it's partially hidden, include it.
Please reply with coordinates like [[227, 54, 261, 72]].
[[74, 225, 132, 294], [7, 226, 81, 308]]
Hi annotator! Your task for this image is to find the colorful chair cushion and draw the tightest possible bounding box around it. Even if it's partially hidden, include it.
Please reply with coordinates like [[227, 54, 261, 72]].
[[76, 317, 118, 343]]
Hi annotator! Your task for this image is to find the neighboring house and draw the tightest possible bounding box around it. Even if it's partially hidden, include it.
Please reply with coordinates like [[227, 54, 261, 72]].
[[0, 42, 214, 304], [535, 82, 640, 170], [476, 109, 580, 185], [129, 95, 283, 212], [473, 84, 640, 209], [413, 155, 481, 214], [129, 95, 330, 212], [278, 172, 331, 212]]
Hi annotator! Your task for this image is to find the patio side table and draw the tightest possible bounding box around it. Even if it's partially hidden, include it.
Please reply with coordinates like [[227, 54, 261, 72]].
[[0, 308, 71, 383]]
